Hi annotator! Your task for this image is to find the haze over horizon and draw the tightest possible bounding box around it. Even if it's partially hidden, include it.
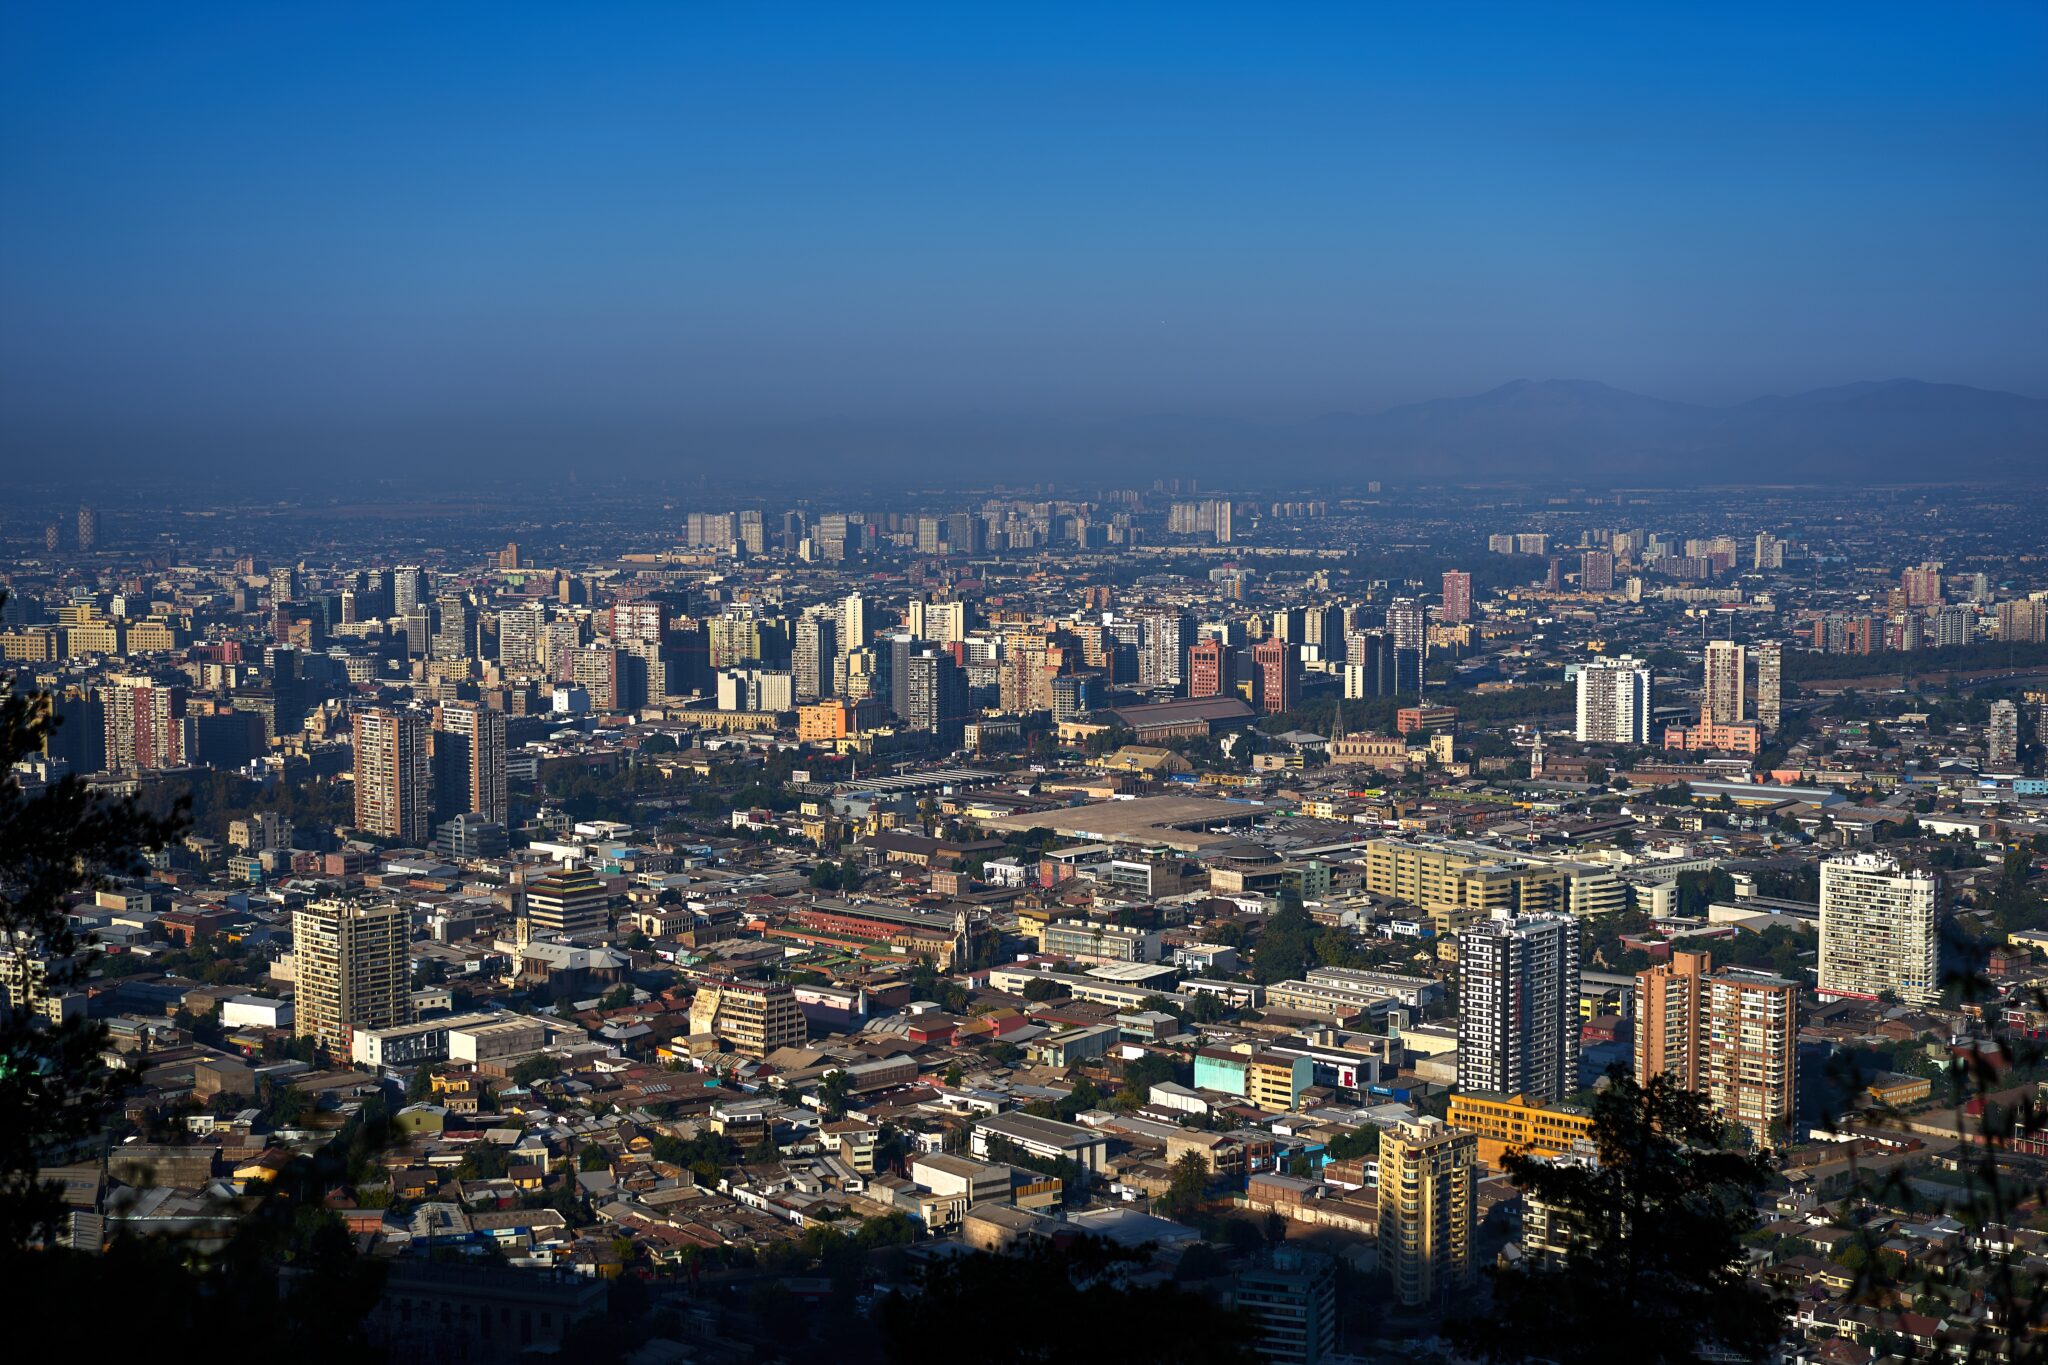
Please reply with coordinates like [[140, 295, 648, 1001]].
[[3, 4, 2045, 481]]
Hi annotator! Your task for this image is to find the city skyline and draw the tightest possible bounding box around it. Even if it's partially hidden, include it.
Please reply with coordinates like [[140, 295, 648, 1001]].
[[6, 8, 2048, 1361], [7, 467, 2048, 1363]]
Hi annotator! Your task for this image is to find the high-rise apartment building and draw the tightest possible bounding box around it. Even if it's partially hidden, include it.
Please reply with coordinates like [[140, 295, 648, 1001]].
[[392, 565, 428, 617], [904, 652, 969, 735], [498, 603, 547, 674], [293, 897, 409, 1052], [571, 645, 636, 712], [814, 513, 851, 561], [1819, 853, 1938, 1006], [1902, 562, 1943, 607], [1341, 631, 1394, 700], [1049, 672, 1100, 722], [538, 616, 584, 674], [1377, 1116, 1477, 1308], [433, 701, 508, 826], [685, 511, 736, 548], [793, 612, 838, 702], [838, 592, 867, 656], [76, 503, 98, 552], [1391, 643, 1424, 698], [907, 598, 969, 645], [1997, 599, 2048, 645], [1386, 597, 1426, 654], [1811, 613, 1878, 656], [1988, 699, 2020, 768], [354, 708, 433, 843], [716, 668, 795, 713], [1704, 968, 1798, 1148], [1634, 949, 1712, 1089], [1575, 656, 1651, 744], [1753, 532, 1784, 570], [1188, 637, 1236, 700], [1384, 598, 1426, 697], [1440, 570, 1472, 624], [1168, 498, 1234, 543], [1579, 550, 1614, 593], [1253, 639, 1297, 715], [1233, 1248, 1338, 1365], [100, 674, 188, 772], [1703, 639, 1746, 726], [430, 593, 480, 660], [945, 511, 983, 555], [1139, 611, 1193, 691], [1635, 951, 1796, 1147], [1458, 911, 1581, 1102], [705, 611, 763, 670], [688, 977, 807, 1056], [738, 509, 766, 555], [609, 600, 669, 648], [1753, 641, 1782, 732]]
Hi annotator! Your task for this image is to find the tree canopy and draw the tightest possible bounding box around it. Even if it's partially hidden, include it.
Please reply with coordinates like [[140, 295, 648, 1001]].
[[1451, 1068, 1782, 1365], [879, 1236, 1256, 1365], [1, 675, 182, 1246], [1250, 891, 1318, 984]]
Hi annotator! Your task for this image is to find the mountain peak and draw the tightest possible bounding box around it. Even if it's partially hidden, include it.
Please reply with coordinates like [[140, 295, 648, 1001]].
[[1487, 377, 1610, 392]]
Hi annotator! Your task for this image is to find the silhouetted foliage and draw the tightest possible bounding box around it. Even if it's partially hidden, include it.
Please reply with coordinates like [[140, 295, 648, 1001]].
[[0, 661, 185, 1247], [879, 1235, 1257, 1365], [1250, 890, 1317, 984], [1451, 1068, 1783, 1365]]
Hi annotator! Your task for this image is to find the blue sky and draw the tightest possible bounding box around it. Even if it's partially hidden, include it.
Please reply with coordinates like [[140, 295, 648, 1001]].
[[3, 3, 2043, 469]]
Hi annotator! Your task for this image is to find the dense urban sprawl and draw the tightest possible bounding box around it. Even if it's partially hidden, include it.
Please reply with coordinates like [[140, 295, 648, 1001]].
[[6, 480, 2048, 1363]]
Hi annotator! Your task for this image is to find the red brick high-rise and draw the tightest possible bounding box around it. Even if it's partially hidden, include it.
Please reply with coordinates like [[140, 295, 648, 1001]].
[[1188, 638, 1236, 699], [1441, 570, 1472, 624], [1252, 639, 1296, 715]]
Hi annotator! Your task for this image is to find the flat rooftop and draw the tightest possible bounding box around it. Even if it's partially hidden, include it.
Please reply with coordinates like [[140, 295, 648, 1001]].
[[836, 768, 1005, 795], [973, 795, 1266, 853]]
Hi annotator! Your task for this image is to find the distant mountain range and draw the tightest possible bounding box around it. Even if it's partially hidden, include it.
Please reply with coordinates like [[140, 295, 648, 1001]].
[[1283, 377, 2048, 485], [693, 377, 2047, 487]]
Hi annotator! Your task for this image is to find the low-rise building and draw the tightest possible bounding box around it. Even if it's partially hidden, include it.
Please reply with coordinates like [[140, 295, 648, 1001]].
[[1445, 1090, 1595, 1169], [352, 1011, 506, 1068], [1247, 1053, 1316, 1113], [972, 1112, 1109, 1174]]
